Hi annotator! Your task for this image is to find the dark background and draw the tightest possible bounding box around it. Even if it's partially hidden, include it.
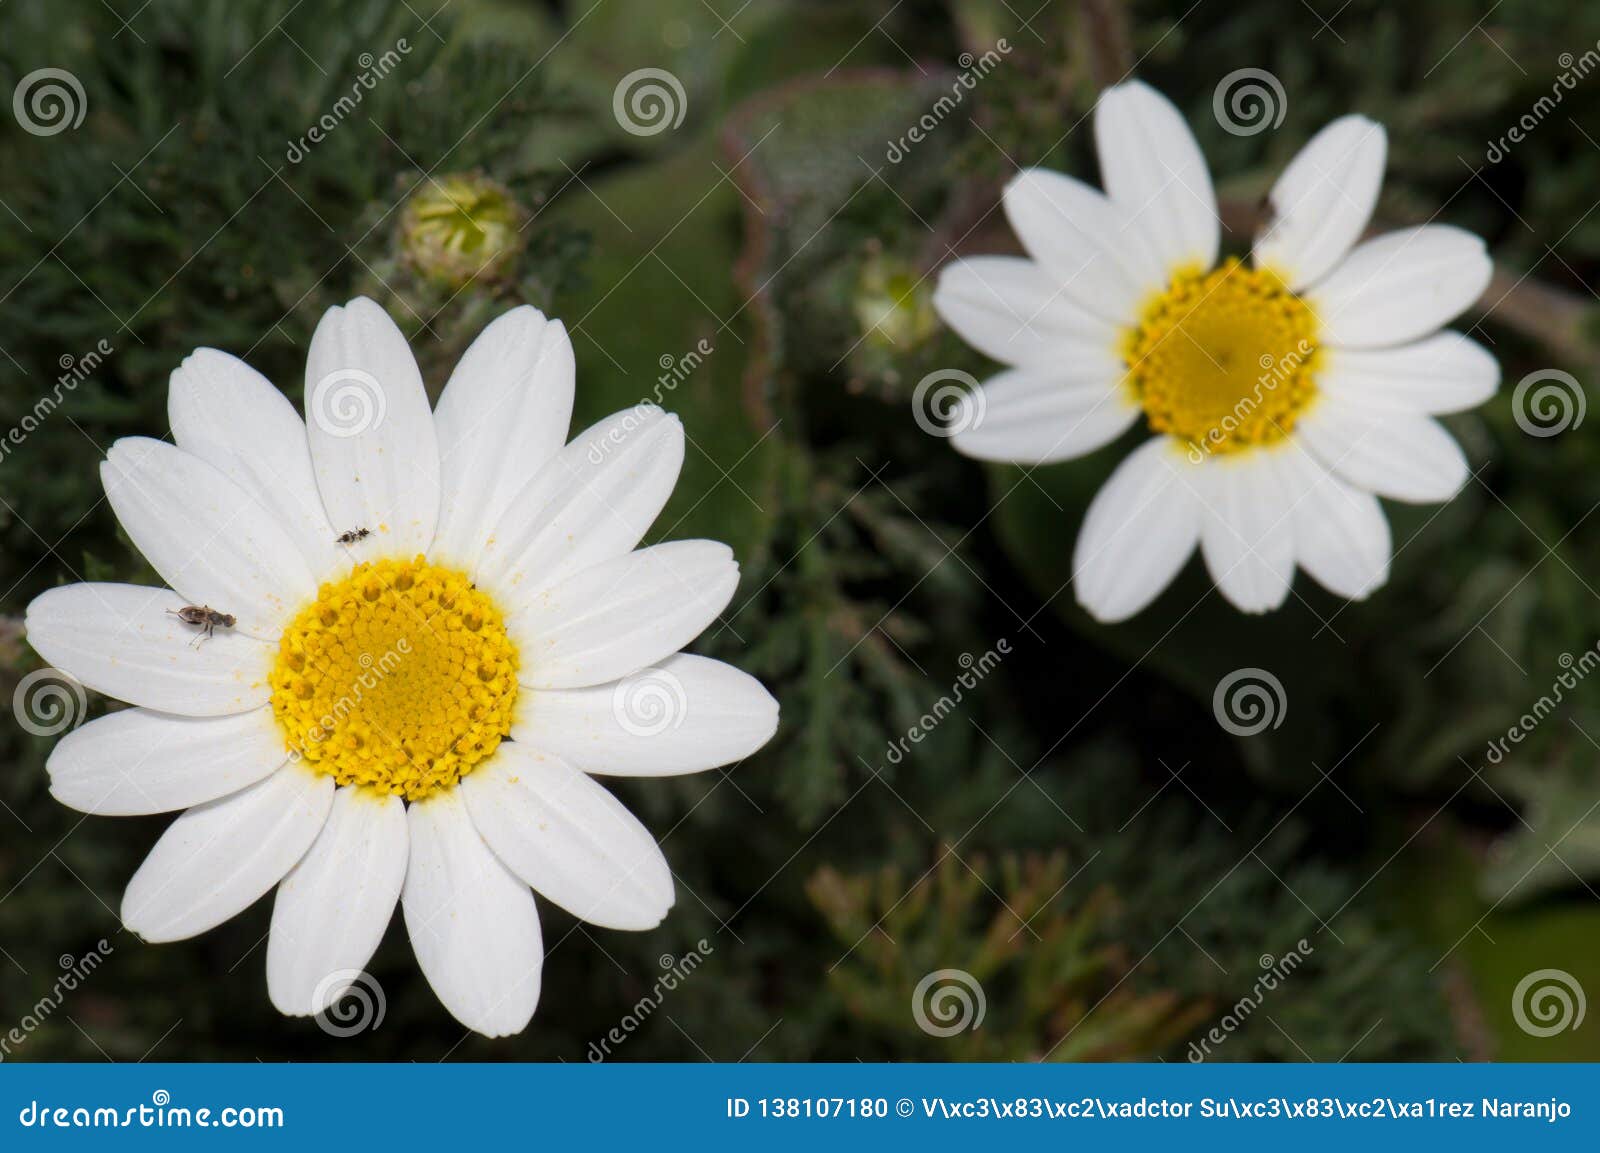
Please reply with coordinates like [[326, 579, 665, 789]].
[[2, 0, 1598, 1061]]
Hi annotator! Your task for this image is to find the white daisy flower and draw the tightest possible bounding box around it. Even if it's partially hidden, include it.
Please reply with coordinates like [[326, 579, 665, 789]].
[[25, 298, 779, 1037], [933, 81, 1497, 622]]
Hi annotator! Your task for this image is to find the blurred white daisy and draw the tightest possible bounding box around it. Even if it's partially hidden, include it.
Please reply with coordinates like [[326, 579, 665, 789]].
[[934, 81, 1497, 622], [25, 298, 778, 1037]]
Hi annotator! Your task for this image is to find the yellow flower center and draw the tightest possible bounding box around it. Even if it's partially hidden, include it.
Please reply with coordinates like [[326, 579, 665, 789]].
[[269, 557, 519, 801], [1123, 259, 1320, 454]]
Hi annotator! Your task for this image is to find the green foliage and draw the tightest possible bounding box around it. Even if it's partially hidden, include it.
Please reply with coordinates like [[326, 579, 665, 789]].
[[1, 0, 1594, 1064], [809, 849, 1210, 1060]]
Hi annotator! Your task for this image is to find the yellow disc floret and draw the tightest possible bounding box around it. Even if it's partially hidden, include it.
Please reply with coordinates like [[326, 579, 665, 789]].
[[270, 557, 519, 801], [1123, 258, 1320, 454]]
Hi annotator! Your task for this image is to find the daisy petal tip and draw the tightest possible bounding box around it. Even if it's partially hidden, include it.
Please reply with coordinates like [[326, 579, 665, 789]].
[[117, 884, 164, 940], [626, 401, 670, 428], [182, 344, 238, 367], [267, 963, 354, 1019], [474, 1012, 536, 1041], [44, 783, 86, 816], [456, 977, 540, 1038], [1216, 586, 1287, 616], [119, 906, 168, 945], [1350, 574, 1387, 602], [594, 883, 675, 933], [1103, 77, 1156, 102], [100, 437, 135, 468], [931, 260, 966, 302], [265, 986, 316, 1020], [1329, 112, 1384, 138], [342, 294, 385, 316], [946, 425, 983, 461], [1096, 78, 1183, 127], [737, 685, 782, 756], [757, 681, 782, 728], [170, 347, 224, 386], [1001, 167, 1048, 201], [311, 295, 390, 343], [1464, 241, 1494, 302], [504, 301, 551, 325], [1072, 578, 1140, 626]]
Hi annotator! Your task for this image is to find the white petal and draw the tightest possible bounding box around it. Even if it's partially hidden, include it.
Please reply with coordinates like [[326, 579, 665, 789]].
[[1197, 451, 1296, 614], [1282, 445, 1391, 599], [1002, 168, 1164, 323], [1094, 80, 1220, 273], [475, 406, 684, 600], [101, 438, 316, 638], [462, 747, 673, 931], [1318, 332, 1499, 415], [122, 764, 333, 943], [268, 787, 408, 1016], [1254, 116, 1387, 289], [25, 583, 272, 716], [403, 790, 541, 1038], [932, 257, 1119, 367], [1296, 395, 1469, 502], [305, 297, 440, 558], [511, 541, 739, 690], [1310, 226, 1492, 348], [168, 349, 342, 579], [430, 307, 576, 569], [1073, 437, 1203, 623], [950, 366, 1138, 464], [514, 653, 778, 777], [47, 706, 287, 816]]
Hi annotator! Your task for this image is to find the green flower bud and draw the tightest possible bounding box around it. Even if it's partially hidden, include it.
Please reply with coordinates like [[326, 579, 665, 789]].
[[854, 254, 937, 351], [400, 172, 527, 290]]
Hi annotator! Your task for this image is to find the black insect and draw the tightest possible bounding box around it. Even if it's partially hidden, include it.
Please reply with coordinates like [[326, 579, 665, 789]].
[[1255, 193, 1282, 240], [334, 527, 371, 545], [167, 604, 237, 646]]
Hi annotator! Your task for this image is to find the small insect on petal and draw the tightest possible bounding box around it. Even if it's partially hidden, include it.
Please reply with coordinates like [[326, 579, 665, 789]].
[[166, 604, 237, 647]]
